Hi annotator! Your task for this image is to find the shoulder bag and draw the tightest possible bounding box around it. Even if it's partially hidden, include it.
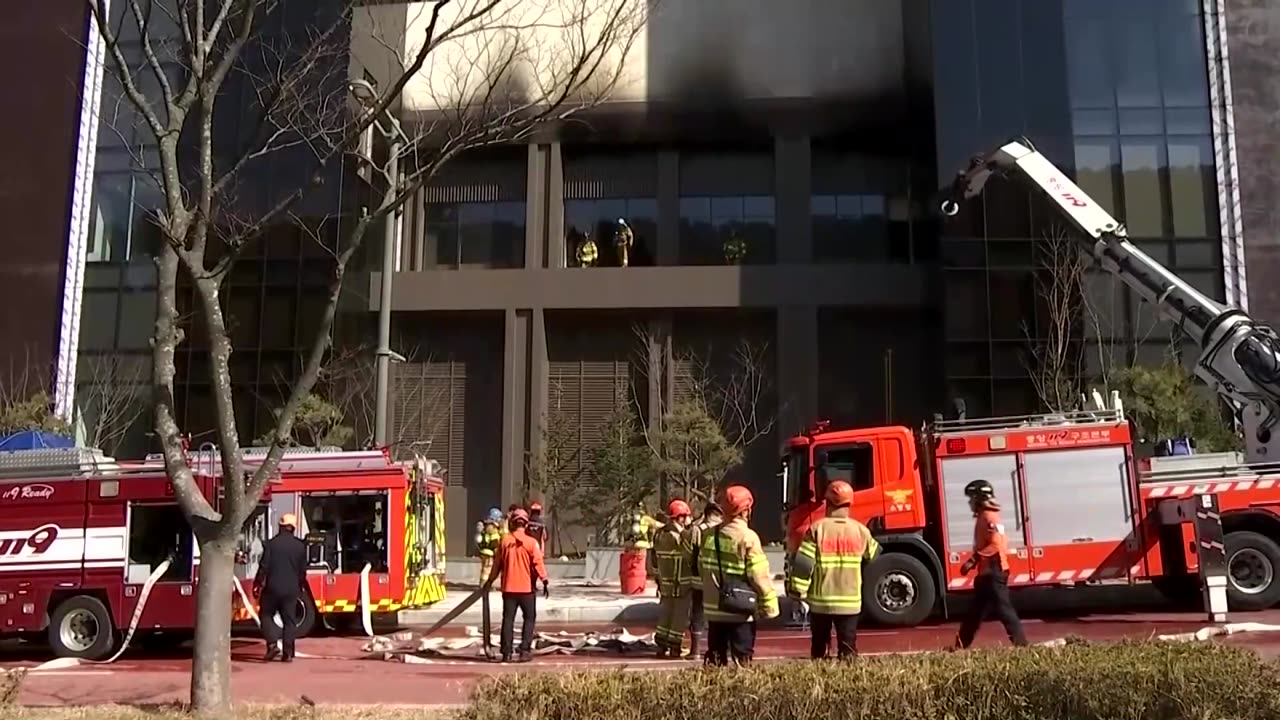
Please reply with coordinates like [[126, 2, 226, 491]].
[[714, 528, 759, 616]]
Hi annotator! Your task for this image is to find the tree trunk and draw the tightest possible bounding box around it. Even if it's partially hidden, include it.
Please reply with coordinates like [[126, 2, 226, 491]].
[[190, 535, 236, 717]]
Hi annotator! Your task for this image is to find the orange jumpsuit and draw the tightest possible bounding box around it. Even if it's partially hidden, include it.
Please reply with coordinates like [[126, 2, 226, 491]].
[[954, 503, 1027, 649]]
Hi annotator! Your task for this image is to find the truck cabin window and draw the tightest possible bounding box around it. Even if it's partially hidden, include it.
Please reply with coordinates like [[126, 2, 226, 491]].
[[301, 493, 390, 574], [128, 504, 194, 583], [782, 449, 811, 509], [815, 444, 876, 497]]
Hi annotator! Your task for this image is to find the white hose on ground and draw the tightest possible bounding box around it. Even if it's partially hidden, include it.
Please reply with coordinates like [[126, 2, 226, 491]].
[[30, 558, 173, 671]]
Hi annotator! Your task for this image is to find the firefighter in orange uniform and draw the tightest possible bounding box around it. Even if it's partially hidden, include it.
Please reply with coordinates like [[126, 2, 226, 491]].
[[954, 480, 1028, 649], [487, 508, 550, 663], [653, 498, 693, 657], [787, 481, 880, 659]]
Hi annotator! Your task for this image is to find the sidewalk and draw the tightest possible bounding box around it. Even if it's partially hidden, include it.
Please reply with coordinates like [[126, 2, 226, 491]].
[[398, 580, 663, 626]]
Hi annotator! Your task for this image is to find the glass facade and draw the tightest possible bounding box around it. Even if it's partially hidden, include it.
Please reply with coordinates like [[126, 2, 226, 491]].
[[677, 195, 777, 265], [565, 197, 658, 267], [425, 201, 527, 269]]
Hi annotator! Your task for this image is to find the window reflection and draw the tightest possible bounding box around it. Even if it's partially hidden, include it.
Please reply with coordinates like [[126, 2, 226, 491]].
[[1074, 140, 1118, 216], [1113, 17, 1160, 108], [426, 201, 526, 269], [87, 173, 162, 264], [564, 198, 657, 267], [678, 195, 775, 266], [1167, 137, 1215, 237], [1120, 141, 1163, 237], [811, 194, 899, 262]]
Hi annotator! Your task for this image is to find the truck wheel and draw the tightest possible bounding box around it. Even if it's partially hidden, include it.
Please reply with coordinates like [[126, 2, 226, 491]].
[[864, 553, 936, 627], [268, 596, 318, 638], [48, 595, 116, 661], [1225, 531, 1280, 611]]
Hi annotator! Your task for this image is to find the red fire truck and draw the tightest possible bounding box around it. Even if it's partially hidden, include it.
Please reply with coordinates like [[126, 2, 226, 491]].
[[0, 446, 253, 659], [781, 411, 1270, 626], [225, 448, 448, 635], [782, 137, 1280, 627]]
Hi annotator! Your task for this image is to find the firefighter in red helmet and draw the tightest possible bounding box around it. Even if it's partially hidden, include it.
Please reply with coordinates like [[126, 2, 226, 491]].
[[654, 498, 694, 657], [698, 485, 778, 666]]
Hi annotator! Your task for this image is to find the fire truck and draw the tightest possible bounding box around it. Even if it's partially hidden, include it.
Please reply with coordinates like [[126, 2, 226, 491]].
[[0, 444, 446, 660], [223, 447, 448, 636], [783, 138, 1280, 628]]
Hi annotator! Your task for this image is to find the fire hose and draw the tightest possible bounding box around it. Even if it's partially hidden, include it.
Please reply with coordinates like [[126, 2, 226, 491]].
[[229, 562, 381, 659]]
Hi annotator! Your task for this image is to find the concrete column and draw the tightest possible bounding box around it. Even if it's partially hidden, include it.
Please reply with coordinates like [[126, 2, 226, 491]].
[[776, 306, 818, 437], [502, 308, 533, 504], [656, 150, 680, 265], [775, 136, 812, 264], [528, 308, 549, 467], [546, 143, 566, 269], [524, 145, 547, 269]]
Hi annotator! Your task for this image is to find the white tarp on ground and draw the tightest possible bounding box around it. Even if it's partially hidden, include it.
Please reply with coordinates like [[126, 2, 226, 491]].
[[363, 627, 659, 661]]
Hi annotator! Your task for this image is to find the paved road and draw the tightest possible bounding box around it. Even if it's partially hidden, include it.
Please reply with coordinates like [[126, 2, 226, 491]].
[[10, 605, 1280, 708]]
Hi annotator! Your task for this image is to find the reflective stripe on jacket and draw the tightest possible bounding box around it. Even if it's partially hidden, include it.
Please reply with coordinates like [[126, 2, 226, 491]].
[[787, 510, 880, 615], [698, 517, 779, 622], [653, 523, 685, 597], [679, 521, 711, 589], [973, 506, 1010, 574], [477, 521, 501, 558]]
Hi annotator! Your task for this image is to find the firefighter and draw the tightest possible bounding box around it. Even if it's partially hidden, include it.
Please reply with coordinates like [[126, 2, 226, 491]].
[[575, 231, 598, 267], [475, 508, 503, 583], [653, 498, 693, 657], [254, 513, 308, 662], [679, 501, 722, 660], [699, 486, 778, 666], [527, 502, 549, 553], [787, 480, 880, 660], [722, 230, 746, 264], [626, 502, 658, 551], [614, 218, 634, 268], [486, 508, 550, 663], [953, 479, 1028, 650]]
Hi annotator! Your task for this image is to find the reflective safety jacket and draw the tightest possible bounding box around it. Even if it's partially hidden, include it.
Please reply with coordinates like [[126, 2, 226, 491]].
[[475, 521, 501, 558], [627, 512, 658, 550], [698, 517, 779, 622], [653, 522, 686, 597], [679, 520, 714, 589], [787, 509, 881, 615], [973, 504, 1010, 575]]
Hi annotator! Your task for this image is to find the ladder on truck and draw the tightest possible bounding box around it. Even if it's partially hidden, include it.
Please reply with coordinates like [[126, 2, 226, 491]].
[[1139, 454, 1257, 624], [0, 446, 161, 481], [930, 408, 1126, 434]]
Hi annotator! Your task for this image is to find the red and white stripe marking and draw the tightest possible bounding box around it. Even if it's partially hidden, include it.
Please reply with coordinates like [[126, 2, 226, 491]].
[[947, 566, 1130, 589], [1143, 479, 1276, 499]]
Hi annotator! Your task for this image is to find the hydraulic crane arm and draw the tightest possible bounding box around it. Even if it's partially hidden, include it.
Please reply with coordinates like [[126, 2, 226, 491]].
[[940, 137, 1280, 461]]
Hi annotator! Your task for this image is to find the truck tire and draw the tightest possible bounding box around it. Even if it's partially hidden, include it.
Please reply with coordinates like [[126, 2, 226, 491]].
[[1225, 531, 1280, 611], [864, 552, 936, 627], [48, 595, 116, 661], [268, 595, 318, 639]]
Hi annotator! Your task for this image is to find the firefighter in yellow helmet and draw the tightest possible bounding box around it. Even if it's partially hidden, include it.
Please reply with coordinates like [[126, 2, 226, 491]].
[[699, 485, 778, 666], [722, 230, 746, 264], [626, 502, 658, 551], [614, 218, 634, 267], [653, 499, 694, 657], [787, 480, 880, 659], [575, 230, 598, 267]]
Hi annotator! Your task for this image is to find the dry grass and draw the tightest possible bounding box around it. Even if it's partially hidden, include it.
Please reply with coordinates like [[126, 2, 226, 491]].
[[9, 707, 456, 720], [463, 641, 1280, 720]]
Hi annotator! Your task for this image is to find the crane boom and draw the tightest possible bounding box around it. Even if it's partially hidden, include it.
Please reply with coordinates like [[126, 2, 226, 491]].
[[940, 137, 1280, 461]]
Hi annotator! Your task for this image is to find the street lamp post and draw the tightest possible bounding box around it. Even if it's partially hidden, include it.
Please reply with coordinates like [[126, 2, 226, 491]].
[[349, 79, 408, 449]]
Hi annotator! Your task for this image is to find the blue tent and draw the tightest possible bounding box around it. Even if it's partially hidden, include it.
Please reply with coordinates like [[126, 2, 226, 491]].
[[0, 431, 76, 451]]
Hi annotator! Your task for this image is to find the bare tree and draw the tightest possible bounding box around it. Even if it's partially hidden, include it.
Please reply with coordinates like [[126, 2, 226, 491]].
[[1023, 226, 1090, 412], [525, 379, 582, 555], [75, 355, 149, 456], [631, 325, 775, 501], [86, 0, 647, 712]]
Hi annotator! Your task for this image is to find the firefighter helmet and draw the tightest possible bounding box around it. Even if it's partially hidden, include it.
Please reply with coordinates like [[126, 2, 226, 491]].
[[529, 502, 543, 513], [487, 507, 504, 523], [510, 508, 530, 527], [963, 480, 996, 500], [720, 485, 754, 517], [667, 499, 691, 519], [824, 480, 854, 508]]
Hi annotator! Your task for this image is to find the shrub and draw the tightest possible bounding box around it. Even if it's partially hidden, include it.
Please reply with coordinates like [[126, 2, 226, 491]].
[[462, 641, 1280, 720], [1, 668, 25, 706]]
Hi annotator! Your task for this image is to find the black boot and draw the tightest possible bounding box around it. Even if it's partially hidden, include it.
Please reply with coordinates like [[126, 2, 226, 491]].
[[687, 633, 702, 660]]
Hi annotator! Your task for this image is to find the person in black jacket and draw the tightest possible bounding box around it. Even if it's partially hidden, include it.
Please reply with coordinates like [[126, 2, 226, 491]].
[[254, 513, 308, 662]]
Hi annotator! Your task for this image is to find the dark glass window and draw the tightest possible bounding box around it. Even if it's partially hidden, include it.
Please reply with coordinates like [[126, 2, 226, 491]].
[[1119, 139, 1164, 237], [1065, 15, 1113, 109], [1113, 17, 1160, 108], [1167, 136, 1215, 238], [426, 201, 526, 269], [810, 194, 895, 263], [678, 195, 775, 266], [1074, 139, 1119, 217], [564, 198, 657, 267], [1159, 12, 1210, 109]]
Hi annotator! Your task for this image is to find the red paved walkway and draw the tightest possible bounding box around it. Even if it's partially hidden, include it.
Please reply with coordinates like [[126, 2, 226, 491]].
[[10, 608, 1280, 707]]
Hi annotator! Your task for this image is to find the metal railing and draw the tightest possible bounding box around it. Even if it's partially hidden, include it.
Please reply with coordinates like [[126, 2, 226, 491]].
[[931, 408, 1125, 434]]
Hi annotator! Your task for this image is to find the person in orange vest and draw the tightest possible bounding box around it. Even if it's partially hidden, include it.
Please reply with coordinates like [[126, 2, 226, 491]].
[[698, 485, 779, 666], [486, 508, 550, 663], [787, 480, 880, 659], [953, 479, 1027, 649]]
